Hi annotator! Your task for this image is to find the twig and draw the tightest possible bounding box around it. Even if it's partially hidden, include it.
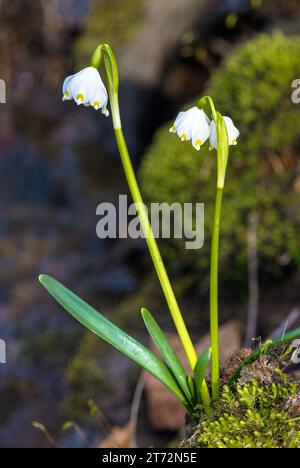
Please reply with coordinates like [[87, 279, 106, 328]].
[[130, 372, 145, 448], [245, 213, 259, 347], [32, 422, 61, 448], [62, 421, 92, 448], [87, 398, 112, 434]]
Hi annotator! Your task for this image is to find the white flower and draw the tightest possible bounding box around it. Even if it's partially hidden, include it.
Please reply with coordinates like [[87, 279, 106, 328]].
[[209, 117, 239, 150], [62, 66, 109, 116], [169, 107, 211, 151]]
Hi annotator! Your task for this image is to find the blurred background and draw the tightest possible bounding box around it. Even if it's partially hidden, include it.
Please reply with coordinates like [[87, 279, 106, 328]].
[[0, 0, 300, 448]]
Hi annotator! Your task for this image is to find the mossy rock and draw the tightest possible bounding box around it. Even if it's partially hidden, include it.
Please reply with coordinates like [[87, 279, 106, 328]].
[[140, 32, 300, 295], [182, 344, 300, 448], [182, 376, 300, 448]]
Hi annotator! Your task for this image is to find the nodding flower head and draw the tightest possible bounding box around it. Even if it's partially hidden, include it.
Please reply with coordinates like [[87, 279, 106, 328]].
[[169, 107, 211, 151], [62, 66, 109, 116], [210, 116, 239, 150]]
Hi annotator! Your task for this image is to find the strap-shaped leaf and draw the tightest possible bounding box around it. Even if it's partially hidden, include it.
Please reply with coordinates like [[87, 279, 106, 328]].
[[39, 275, 186, 405], [194, 347, 212, 401], [216, 112, 229, 189], [276, 326, 300, 344], [187, 376, 197, 406], [141, 308, 191, 401]]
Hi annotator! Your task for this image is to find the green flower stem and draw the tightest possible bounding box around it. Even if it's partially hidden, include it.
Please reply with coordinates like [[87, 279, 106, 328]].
[[197, 96, 217, 122], [113, 125, 198, 370], [210, 186, 223, 400], [198, 96, 222, 400], [92, 44, 199, 372], [201, 384, 212, 413], [197, 103, 229, 401]]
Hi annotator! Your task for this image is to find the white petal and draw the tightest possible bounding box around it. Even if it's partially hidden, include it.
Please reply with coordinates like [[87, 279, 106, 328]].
[[209, 121, 218, 150], [62, 67, 107, 107], [209, 117, 239, 149], [90, 83, 108, 111], [184, 107, 210, 126], [176, 119, 193, 141], [101, 107, 110, 117], [185, 107, 201, 119], [62, 75, 73, 101], [192, 133, 202, 151], [175, 108, 198, 141], [174, 111, 186, 127], [223, 117, 240, 146], [170, 108, 194, 134], [191, 114, 210, 151], [170, 112, 186, 133], [70, 77, 93, 105], [170, 107, 211, 148]]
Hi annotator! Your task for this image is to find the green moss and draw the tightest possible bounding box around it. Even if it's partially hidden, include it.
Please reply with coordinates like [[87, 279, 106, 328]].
[[140, 33, 300, 294], [74, 0, 146, 67], [184, 377, 300, 448]]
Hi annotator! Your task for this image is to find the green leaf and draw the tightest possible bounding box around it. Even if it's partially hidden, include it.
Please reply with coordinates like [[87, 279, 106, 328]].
[[187, 376, 197, 405], [141, 308, 191, 402], [276, 326, 300, 344], [216, 112, 229, 189], [39, 275, 187, 406], [194, 347, 212, 401]]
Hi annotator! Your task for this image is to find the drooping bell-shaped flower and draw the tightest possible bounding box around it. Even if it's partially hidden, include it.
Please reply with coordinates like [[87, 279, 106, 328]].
[[169, 107, 211, 151], [209, 116, 239, 150], [62, 66, 109, 116]]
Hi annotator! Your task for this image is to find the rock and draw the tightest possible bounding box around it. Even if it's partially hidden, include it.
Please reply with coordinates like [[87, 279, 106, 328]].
[[117, 0, 210, 155], [145, 370, 187, 431], [239, 355, 278, 385], [119, 0, 209, 87], [195, 320, 242, 366], [98, 423, 135, 448], [145, 321, 242, 431], [221, 348, 252, 385], [284, 394, 300, 415], [290, 370, 300, 381], [145, 332, 187, 430]]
